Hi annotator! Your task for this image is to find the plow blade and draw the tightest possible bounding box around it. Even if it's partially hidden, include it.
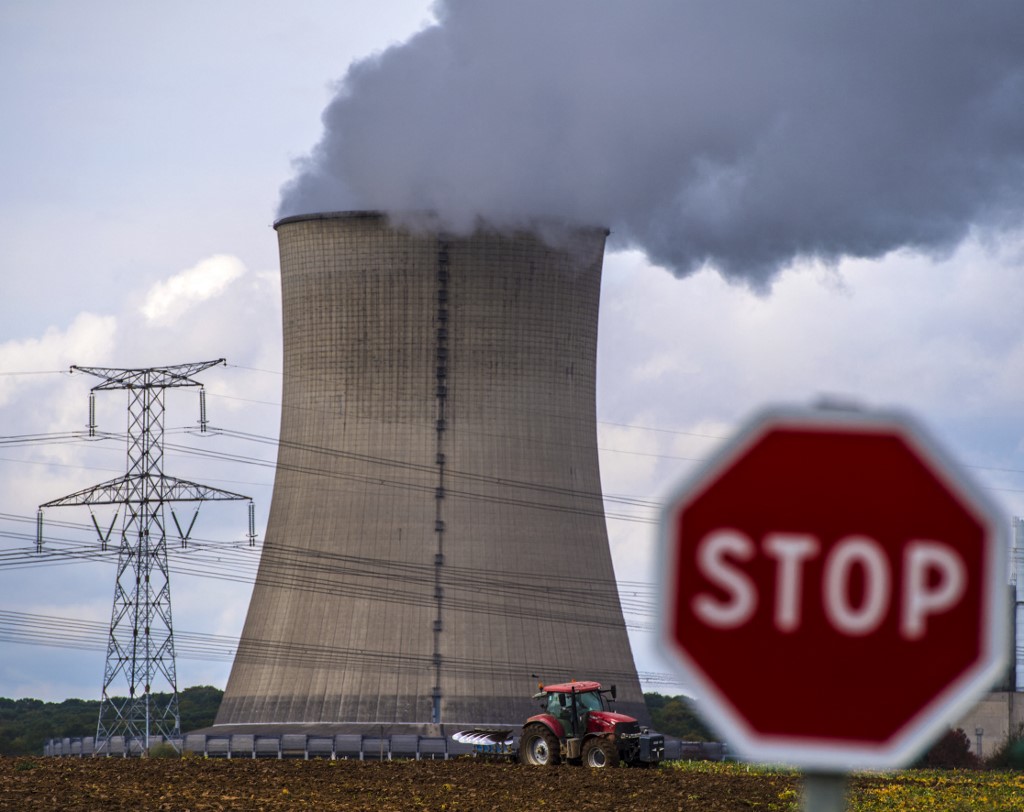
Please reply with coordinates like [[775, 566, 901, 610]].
[[452, 729, 515, 754]]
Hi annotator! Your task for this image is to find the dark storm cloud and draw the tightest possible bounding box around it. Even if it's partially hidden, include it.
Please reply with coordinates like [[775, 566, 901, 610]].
[[279, 0, 1024, 287]]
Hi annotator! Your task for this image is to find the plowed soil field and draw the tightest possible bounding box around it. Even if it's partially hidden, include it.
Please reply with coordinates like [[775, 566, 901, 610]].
[[0, 756, 790, 811]]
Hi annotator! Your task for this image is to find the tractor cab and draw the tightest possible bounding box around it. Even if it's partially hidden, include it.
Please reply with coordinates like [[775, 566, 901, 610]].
[[537, 681, 614, 737]]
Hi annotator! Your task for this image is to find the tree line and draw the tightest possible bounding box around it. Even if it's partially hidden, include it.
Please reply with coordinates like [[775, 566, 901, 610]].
[[4, 687, 1021, 768], [0, 689, 710, 756], [0, 686, 223, 756]]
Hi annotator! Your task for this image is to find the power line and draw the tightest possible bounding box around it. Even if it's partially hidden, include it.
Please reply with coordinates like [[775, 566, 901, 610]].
[[0, 505, 663, 637], [5, 606, 1017, 692], [0, 370, 70, 377], [5, 363, 1024, 480], [0, 609, 689, 687], [3, 417, 1024, 498], [0, 534, 660, 636]]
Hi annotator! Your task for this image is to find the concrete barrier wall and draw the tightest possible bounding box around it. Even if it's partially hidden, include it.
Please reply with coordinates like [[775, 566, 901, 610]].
[[45, 733, 458, 760], [43, 732, 727, 761]]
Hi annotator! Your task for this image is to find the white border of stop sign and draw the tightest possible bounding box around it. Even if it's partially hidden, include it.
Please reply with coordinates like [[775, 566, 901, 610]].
[[656, 405, 1008, 770]]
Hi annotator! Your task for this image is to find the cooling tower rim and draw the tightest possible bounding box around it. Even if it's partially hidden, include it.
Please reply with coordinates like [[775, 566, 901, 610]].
[[274, 210, 386, 229], [273, 210, 610, 237]]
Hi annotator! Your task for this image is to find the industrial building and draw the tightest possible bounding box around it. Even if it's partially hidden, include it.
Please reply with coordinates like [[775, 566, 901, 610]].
[[215, 211, 648, 733]]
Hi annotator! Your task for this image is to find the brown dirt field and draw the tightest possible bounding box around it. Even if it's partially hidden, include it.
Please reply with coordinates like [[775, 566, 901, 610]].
[[0, 756, 793, 812]]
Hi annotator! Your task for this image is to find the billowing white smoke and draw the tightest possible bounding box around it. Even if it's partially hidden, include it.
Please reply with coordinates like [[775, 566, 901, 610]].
[[279, 0, 1024, 287]]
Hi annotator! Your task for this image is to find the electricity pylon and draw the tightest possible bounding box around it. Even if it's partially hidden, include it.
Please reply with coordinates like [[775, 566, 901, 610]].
[[37, 360, 255, 752]]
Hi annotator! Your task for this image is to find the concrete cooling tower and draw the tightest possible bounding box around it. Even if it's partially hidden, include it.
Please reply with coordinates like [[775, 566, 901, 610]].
[[216, 211, 647, 732]]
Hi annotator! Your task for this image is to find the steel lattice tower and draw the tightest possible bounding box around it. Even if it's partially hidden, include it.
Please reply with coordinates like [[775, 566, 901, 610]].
[[38, 360, 254, 751]]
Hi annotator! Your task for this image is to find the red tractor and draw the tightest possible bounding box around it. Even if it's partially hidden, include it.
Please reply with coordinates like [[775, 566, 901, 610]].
[[518, 680, 664, 768]]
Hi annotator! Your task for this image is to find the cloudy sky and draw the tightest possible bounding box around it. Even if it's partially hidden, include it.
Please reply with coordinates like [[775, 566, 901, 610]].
[[2, 1, 1023, 705]]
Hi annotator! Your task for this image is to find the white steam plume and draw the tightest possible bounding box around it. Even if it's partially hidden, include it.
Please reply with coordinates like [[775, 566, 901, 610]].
[[279, 0, 1024, 287]]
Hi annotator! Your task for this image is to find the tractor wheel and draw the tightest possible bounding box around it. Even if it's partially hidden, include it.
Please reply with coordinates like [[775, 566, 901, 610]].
[[519, 724, 560, 766], [582, 736, 620, 768]]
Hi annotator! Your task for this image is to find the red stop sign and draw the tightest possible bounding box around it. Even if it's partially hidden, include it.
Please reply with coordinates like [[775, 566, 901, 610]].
[[658, 407, 1007, 769]]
